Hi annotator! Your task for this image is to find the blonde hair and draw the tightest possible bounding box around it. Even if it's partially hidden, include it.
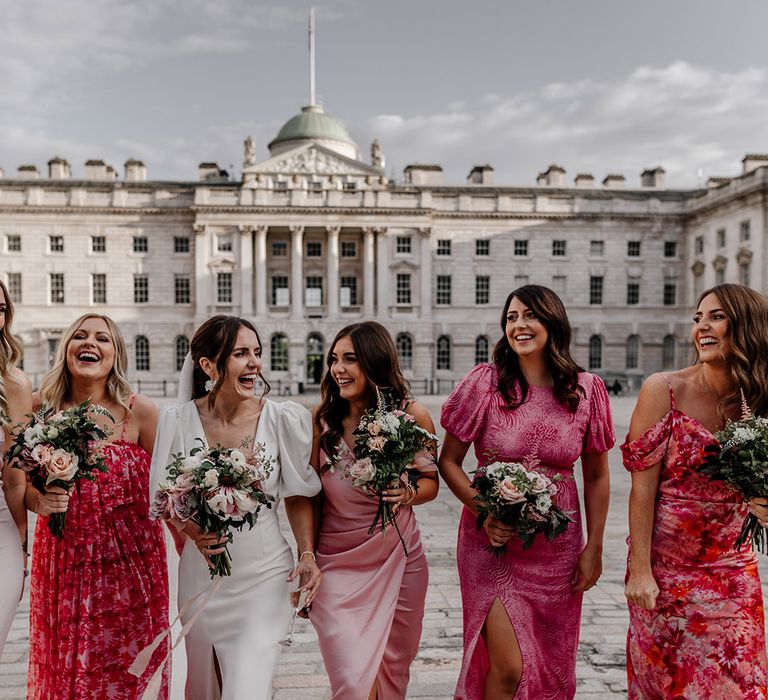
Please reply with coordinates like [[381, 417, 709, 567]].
[[0, 280, 24, 416], [38, 314, 132, 413]]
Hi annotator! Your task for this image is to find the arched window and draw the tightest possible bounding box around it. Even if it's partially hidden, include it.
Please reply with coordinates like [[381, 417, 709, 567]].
[[135, 335, 150, 372], [396, 333, 413, 370], [175, 336, 189, 372], [475, 336, 489, 365], [271, 333, 289, 372], [436, 335, 452, 371], [588, 335, 602, 371], [662, 335, 675, 369], [626, 335, 640, 370], [306, 333, 325, 385]]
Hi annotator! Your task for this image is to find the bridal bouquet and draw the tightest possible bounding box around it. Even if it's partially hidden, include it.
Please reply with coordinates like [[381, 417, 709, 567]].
[[5, 401, 113, 538], [472, 458, 573, 556], [700, 394, 768, 553], [332, 390, 437, 555], [151, 439, 275, 578]]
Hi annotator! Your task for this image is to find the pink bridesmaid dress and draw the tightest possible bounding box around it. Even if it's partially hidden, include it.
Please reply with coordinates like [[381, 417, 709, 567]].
[[441, 364, 615, 699], [310, 440, 436, 699]]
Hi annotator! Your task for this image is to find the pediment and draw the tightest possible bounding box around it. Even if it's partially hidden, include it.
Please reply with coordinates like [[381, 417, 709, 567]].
[[244, 143, 382, 178]]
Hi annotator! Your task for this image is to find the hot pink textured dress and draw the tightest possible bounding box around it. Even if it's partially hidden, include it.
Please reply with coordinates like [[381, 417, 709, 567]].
[[441, 364, 615, 699], [621, 380, 767, 699], [28, 403, 169, 699], [310, 440, 437, 699]]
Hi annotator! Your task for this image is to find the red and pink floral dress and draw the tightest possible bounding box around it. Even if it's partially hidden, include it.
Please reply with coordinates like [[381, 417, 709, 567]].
[[28, 401, 169, 699], [622, 380, 767, 699]]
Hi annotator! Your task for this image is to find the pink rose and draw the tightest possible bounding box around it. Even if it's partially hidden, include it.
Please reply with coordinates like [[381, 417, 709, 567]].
[[45, 449, 79, 485], [529, 473, 551, 495], [31, 443, 55, 466], [495, 478, 526, 504], [348, 458, 375, 486], [150, 490, 172, 520], [368, 421, 382, 436], [170, 489, 195, 521], [367, 436, 386, 452]]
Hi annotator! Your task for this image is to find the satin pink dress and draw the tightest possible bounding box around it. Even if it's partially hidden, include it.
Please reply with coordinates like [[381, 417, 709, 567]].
[[310, 440, 436, 699], [441, 364, 615, 699]]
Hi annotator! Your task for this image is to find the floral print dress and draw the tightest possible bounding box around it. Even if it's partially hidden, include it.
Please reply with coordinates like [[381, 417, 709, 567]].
[[621, 380, 767, 699]]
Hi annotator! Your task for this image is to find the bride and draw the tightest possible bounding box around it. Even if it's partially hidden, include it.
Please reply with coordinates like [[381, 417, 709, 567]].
[[150, 315, 321, 699]]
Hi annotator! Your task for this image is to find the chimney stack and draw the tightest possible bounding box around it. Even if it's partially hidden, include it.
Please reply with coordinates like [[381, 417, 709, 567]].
[[641, 167, 666, 188], [467, 164, 494, 185]]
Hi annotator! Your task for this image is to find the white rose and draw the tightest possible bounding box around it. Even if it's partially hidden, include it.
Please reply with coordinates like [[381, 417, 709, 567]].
[[181, 454, 202, 472], [229, 449, 246, 467], [206, 492, 229, 516], [348, 458, 376, 487], [232, 489, 259, 514], [381, 414, 400, 434], [203, 469, 219, 489], [495, 478, 527, 504], [24, 425, 44, 446], [535, 493, 552, 514]]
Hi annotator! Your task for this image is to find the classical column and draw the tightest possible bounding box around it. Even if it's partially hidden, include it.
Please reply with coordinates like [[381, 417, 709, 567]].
[[290, 225, 304, 319], [238, 225, 254, 317], [419, 227, 432, 319], [375, 227, 388, 317], [326, 226, 340, 317], [193, 224, 208, 320], [255, 226, 268, 317], [363, 227, 375, 316]]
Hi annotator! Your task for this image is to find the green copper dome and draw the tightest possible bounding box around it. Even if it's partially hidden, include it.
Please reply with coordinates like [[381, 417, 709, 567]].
[[268, 105, 357, 157]]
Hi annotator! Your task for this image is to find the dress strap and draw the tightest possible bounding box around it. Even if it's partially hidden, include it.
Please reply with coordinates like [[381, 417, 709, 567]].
[[662, 375, 676, 411], [120, 395, 137, 440]]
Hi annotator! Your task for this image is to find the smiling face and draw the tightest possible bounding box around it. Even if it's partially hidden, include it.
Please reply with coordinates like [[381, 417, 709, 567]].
[[505, 296, 549, 360], [330, 335, 369, 403], [66, 316, 116, 382], [693, 292, 731, 363], [204, 326, 263, 400]]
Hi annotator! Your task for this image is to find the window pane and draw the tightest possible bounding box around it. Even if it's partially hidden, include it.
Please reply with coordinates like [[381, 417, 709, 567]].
[[270, 334, 289, 371], [49, 235, 64, 253], [174, 236, 190, 253], [50, 273, 65, 304], [437, 240, 452, 256], [588, 336, 602, 370], [514, 240, 528, 256], [475, 336, 489, 365], [396, 236, 412, 254], [272, 276, 289, 306], [589, 276, 603, 305], [396, 274, 411, 305], [134, 275, 149, 304], [662, 335, 675, 369], [396, 333, 413, 370], [663, 280, 676, 306], [7, 273, 22, 303], [475, 276, 490, 305], [552, 240, 566, 256], [627, 241, 641, 257], [475, 240, 490, 256], [135, 336, 150, 371], [175, 275, 191, 304], [175, 336, 190, 371], [436, 336, 451, 370], [133, 236, 148, 253], [340, 276, 358, 306], [590, 240, 604, 256], [436, 275, 452, 305], [91, 274, 107, 304]]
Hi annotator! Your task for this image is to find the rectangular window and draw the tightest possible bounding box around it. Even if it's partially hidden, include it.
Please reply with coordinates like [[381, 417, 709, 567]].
[[664, 241, 677, 258], [271, 241, 288, 257], [436, 275, 452, 305], [590, 240, 605, 257], [175, 275, 191, 304], [49, 235, 64, 253], [663, 280, 677, 306], [396, 274, 411, 305], [589, 276, 604, 305], [308, 181, 323, 196], [716, 228, 726, 248], [514, 275, 529, 288], [437, 239, 452, 256], [271, 276, 289, 306], [306, 241, 322, 257], [217, 272, 233, 304], [514, 240, 528, 256], [343, 181, 357, 193], [715, 268, 725, 285], [91, 235, 106, 253], [551, 275, 566, 295], [6, 235, 21, 252], [627, 280, 640, 305], [340, 241, 357, 258], [133, 275, 149, 304], [133, 236, 148, 253], [50, 273, 64, 304], [740, 262, 751, 287], [305, 276, 323, 306], [740, 220, 751, 242], [695, 236, 704, 254], [91, 273, 107, 304], [174, 236, 190, 253], [475, 275, 490, 305], [475, 239, 490, 256], [340, 276, 358, 306], [217, 235, 233, 253], [396, 236, 412, 254], [627, 241, 641, 257], [7, 273, 21, 303], [552, 240, 567, 256], [274, 180, 288, 193]]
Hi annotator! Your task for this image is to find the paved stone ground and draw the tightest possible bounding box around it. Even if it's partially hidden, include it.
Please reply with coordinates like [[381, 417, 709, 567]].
[[3, 395, 768, 699]]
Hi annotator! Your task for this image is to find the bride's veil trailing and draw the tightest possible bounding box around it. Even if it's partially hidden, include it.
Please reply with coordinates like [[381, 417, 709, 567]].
[[177, 353, 195, 403]]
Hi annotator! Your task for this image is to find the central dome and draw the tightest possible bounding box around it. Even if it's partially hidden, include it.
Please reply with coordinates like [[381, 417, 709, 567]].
[[268, 105, 359, 160]]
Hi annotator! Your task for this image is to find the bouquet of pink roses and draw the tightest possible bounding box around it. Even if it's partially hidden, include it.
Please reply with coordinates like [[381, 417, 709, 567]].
[[151, 439, 275, 578], [5, 401, 113, 538], [472, 457, 573, 556]]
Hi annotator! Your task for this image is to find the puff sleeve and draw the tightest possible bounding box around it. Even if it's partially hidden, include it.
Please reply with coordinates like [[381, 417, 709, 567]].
[[620, 412, 674, 472], [276, 401, 322, 499], [149, 404, 182, 500], [582, 374, 617, 454], [440, 363, 497, 444]]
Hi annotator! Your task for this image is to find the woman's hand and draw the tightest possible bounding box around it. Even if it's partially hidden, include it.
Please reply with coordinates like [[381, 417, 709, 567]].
[[288, 553, 322, 609], [182, 520, 227, 569], [625, 570, 660, 610], [35, 486, 70, 517], [483, 515, 515, 548], [749, 498, 768, 528], [572, 544, 602, 592], [380, 480, 415, 513]]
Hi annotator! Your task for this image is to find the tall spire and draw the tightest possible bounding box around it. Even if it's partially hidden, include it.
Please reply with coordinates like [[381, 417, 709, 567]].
[[308, 7, 316, 107]]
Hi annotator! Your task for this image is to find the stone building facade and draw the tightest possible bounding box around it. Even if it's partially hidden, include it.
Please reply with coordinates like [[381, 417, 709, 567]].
[[1, 104, 767, 394]]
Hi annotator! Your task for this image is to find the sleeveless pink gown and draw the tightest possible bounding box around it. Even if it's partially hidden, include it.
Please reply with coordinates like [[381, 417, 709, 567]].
[[441, 364, 615, 699], [310, 441, 436, 699]]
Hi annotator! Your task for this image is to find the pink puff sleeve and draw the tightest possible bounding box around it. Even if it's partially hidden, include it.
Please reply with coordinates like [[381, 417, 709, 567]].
[[582, 374, 617, 454], [620, 412, 673, 472], [440, 363, 496, 444]]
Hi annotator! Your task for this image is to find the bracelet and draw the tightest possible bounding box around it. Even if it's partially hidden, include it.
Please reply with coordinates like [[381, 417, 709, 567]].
[[299, 550, 316, 563], [404, 483, 416, 506], [32, 493, 41, 515]]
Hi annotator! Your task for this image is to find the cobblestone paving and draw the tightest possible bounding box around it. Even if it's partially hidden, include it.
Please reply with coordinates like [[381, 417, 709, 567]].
[[3, 395, 768, 698]]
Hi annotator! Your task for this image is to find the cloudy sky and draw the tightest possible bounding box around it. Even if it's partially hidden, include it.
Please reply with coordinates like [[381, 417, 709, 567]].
[[2, 0, 767, 186]]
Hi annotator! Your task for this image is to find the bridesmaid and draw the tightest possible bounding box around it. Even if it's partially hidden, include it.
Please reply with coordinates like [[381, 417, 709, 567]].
[[439, 285, 614, 699], [150, 315, 321, 699], [0, 280, 30, 652], [309, 321, 439, 700], [26, 313, 168, 698], [623, 283, 768, 698]]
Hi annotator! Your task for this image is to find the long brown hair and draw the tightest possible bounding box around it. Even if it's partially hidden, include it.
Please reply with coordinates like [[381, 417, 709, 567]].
[[0, 280, 24, 416], [190, 315, 270, 409], [316, 322, 411, 458], [492, 284, 583, 412], [697, 284, 768, 416]]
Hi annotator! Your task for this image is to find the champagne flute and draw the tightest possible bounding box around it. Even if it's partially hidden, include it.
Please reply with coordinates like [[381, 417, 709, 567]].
[[279, 587, 307, 647]]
